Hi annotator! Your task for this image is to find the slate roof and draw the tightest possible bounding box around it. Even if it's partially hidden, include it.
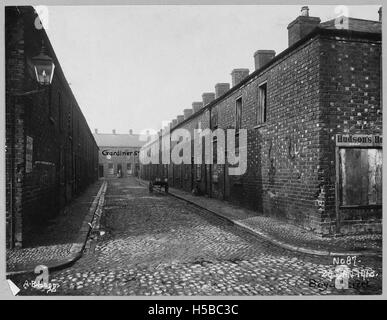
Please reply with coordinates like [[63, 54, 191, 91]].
[[319, 16, 381, 34], [93, 133, 146, 148]]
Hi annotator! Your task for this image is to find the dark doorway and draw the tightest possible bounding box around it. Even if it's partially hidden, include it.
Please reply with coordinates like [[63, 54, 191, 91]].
[[191, 157, 194, 191], [98, 165, 104, 178], [117, 163, 122, 177]]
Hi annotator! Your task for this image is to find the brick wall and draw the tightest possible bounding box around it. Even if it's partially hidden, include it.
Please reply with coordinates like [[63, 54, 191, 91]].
[[5, 7, 99, 248], [6, 8, 26, 247], [139, 28, 381, 235], [209, 37, 322, 231], [318, 34, 382, 234]]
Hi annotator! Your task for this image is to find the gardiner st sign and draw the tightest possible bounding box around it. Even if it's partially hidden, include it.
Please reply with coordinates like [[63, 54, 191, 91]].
[[101, 149, 140, 157]]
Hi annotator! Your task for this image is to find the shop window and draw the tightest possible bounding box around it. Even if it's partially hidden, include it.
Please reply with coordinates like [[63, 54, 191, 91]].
[[339, 148, 382, 206]]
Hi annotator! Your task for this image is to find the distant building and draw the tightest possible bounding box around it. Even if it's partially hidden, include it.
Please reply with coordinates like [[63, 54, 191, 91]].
[[93, 129, 146, 178]]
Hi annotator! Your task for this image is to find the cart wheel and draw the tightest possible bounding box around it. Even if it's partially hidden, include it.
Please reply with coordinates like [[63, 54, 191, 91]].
[[149, 182, 153, 192]]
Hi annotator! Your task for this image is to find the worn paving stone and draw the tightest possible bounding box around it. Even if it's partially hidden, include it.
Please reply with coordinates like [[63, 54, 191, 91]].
[[11, 177, 382, 296]]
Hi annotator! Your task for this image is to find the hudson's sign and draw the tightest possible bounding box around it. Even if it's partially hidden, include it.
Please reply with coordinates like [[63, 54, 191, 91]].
[[336, 134, 382, 147]]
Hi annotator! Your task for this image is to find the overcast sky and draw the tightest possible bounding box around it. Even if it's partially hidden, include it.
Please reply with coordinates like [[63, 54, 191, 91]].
[[43, 5, 380, 135]]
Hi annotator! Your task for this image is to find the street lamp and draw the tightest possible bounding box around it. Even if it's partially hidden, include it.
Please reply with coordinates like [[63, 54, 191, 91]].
[[31, 40, 55, 86], [8, 40, 55, 97]]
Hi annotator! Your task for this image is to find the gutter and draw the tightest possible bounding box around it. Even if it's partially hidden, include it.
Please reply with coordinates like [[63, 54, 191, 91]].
[[141, 26, 382, 149]]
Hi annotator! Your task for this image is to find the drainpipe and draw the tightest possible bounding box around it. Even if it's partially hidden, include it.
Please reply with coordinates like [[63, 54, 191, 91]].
[[9, 95, 16, 248]]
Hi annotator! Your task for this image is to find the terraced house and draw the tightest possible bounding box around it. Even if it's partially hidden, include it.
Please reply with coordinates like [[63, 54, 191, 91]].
[[140, 7, 382, 236]]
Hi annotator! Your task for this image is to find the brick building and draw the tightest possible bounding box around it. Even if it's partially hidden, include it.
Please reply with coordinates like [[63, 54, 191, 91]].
[[140, 8, 382, 235], [5, 6, 99, 248], [93, 129, 145, 178]]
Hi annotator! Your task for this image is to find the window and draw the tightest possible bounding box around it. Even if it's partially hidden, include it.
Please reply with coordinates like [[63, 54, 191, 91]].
[[339, 148, 382, 206], [211, 109, 218, 130], [257, 82, 267, 124], [235, 97, 242, 130], [196, 164, 201, 180], [163, 164, 168, 177], [213, 138, 217, 164], [212, 164, 218, 183], [212, 138, 218, 183]]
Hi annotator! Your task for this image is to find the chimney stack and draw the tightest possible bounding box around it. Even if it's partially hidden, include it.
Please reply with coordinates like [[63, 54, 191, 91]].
[[184, 108, 193, 119], [215, 83, 230, 99], [231, 69, 249, 87], [287, 6, 321, 47], [94, 128, 98, 134], [112, 129, 116, 134], [192, 101, 203, 113], [177, 115, 184, 124], [202, 92, 215, 106], [172, 119, 178, 127], [301, 5, 309, 16], [254, 50, 276, 70], [379, 7, 382, 22]]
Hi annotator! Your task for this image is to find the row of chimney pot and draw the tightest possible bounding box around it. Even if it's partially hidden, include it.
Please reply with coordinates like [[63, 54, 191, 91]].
[[170, 48, 278, 128], [202, 92, 216, 106], [184, 108, 193, 119], [215, 83, 230, 99], [192, 102, 203, 113], [94, 129, 134, 134], [159, 6, 383, 135], [177, 115, 185, 123]]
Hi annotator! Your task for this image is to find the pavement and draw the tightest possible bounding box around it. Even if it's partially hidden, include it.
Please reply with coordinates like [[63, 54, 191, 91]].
[[6, 180, 107, 276], [8, 177, 382, 296], [137, 178, 382, 257]]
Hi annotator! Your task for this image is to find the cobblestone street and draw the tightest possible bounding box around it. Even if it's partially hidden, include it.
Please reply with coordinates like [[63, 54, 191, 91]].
[[12, 177, 382, 296]]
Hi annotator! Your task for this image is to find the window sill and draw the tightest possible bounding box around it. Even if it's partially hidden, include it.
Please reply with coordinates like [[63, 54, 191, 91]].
[[339, 204, 382, 209], [254, 123, 267, 129]]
